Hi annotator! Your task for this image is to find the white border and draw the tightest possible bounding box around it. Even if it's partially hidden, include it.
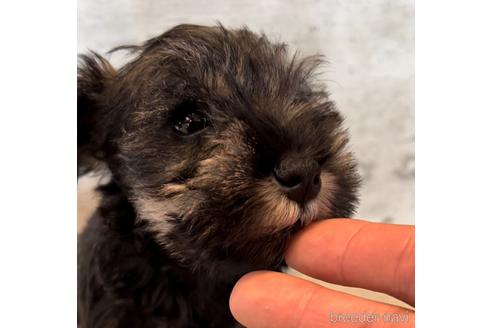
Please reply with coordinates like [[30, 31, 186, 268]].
[[1, 1, 492, 327], [417, 1, 492, 327], [0, 0, 76, 326]]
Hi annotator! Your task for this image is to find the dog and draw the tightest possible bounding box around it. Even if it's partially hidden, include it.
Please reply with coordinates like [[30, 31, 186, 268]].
[[78, 24, 360, 327]]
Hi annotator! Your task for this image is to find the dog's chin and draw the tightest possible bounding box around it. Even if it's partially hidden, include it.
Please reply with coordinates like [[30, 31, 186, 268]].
[[260, 197, 332, 234]]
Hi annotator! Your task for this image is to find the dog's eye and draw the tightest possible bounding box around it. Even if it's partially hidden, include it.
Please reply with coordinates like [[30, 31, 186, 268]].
[[171, 101, 209, 136]]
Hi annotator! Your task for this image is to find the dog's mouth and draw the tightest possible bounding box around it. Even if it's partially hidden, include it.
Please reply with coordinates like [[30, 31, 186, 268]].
[[257, 172, 336, 232], [265, 197, 320, 231]]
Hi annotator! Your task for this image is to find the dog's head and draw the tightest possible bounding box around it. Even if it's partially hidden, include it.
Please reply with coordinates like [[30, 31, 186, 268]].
[[78, 24, 359, 272]]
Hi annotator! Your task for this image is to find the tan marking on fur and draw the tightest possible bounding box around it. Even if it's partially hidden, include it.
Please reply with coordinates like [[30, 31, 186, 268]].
[[133, 191, 205, 253], [330, 132, 349, 153], [161, 183, 188, 195], [335, 152, 354, 168], [254, 180, 301, 230], [315, 172, 337, 219], [133, 197, 175, 233]]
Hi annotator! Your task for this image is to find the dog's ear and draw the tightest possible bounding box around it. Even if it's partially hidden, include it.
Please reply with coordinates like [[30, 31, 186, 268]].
[[78, 52, 116, 175]]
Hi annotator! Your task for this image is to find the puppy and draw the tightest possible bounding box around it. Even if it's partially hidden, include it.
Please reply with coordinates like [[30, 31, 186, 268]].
[[78, 24, 360, 327]]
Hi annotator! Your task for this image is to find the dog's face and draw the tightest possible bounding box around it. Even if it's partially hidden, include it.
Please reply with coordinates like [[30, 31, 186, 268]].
[[78, 25, 359, 272]]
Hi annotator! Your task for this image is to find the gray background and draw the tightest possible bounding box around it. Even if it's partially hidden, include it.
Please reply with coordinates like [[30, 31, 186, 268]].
[[78, 0, 414, 226]]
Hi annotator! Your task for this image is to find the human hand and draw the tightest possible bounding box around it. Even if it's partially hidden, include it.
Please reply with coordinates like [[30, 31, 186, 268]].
[[229, 219, 415, 327]]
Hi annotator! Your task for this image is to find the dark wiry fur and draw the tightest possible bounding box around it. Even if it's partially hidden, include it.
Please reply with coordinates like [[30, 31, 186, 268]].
[[78, 24, 360, 327]]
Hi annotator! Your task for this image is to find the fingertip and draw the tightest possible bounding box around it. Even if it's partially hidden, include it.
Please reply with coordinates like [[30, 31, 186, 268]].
[[229, 271, 260, 317], [229, 271, 317, 328], [229, 271, 276, 326]]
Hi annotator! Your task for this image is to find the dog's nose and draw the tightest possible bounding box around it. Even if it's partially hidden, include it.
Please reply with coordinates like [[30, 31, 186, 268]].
[[273, 156, 321, 205]]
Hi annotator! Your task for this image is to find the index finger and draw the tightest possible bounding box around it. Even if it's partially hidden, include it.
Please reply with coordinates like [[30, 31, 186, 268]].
[[285, 219, 415, 306]]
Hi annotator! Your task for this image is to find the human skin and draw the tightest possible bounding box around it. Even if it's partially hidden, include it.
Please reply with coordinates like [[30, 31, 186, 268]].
[[229, 219, 415, 327]]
